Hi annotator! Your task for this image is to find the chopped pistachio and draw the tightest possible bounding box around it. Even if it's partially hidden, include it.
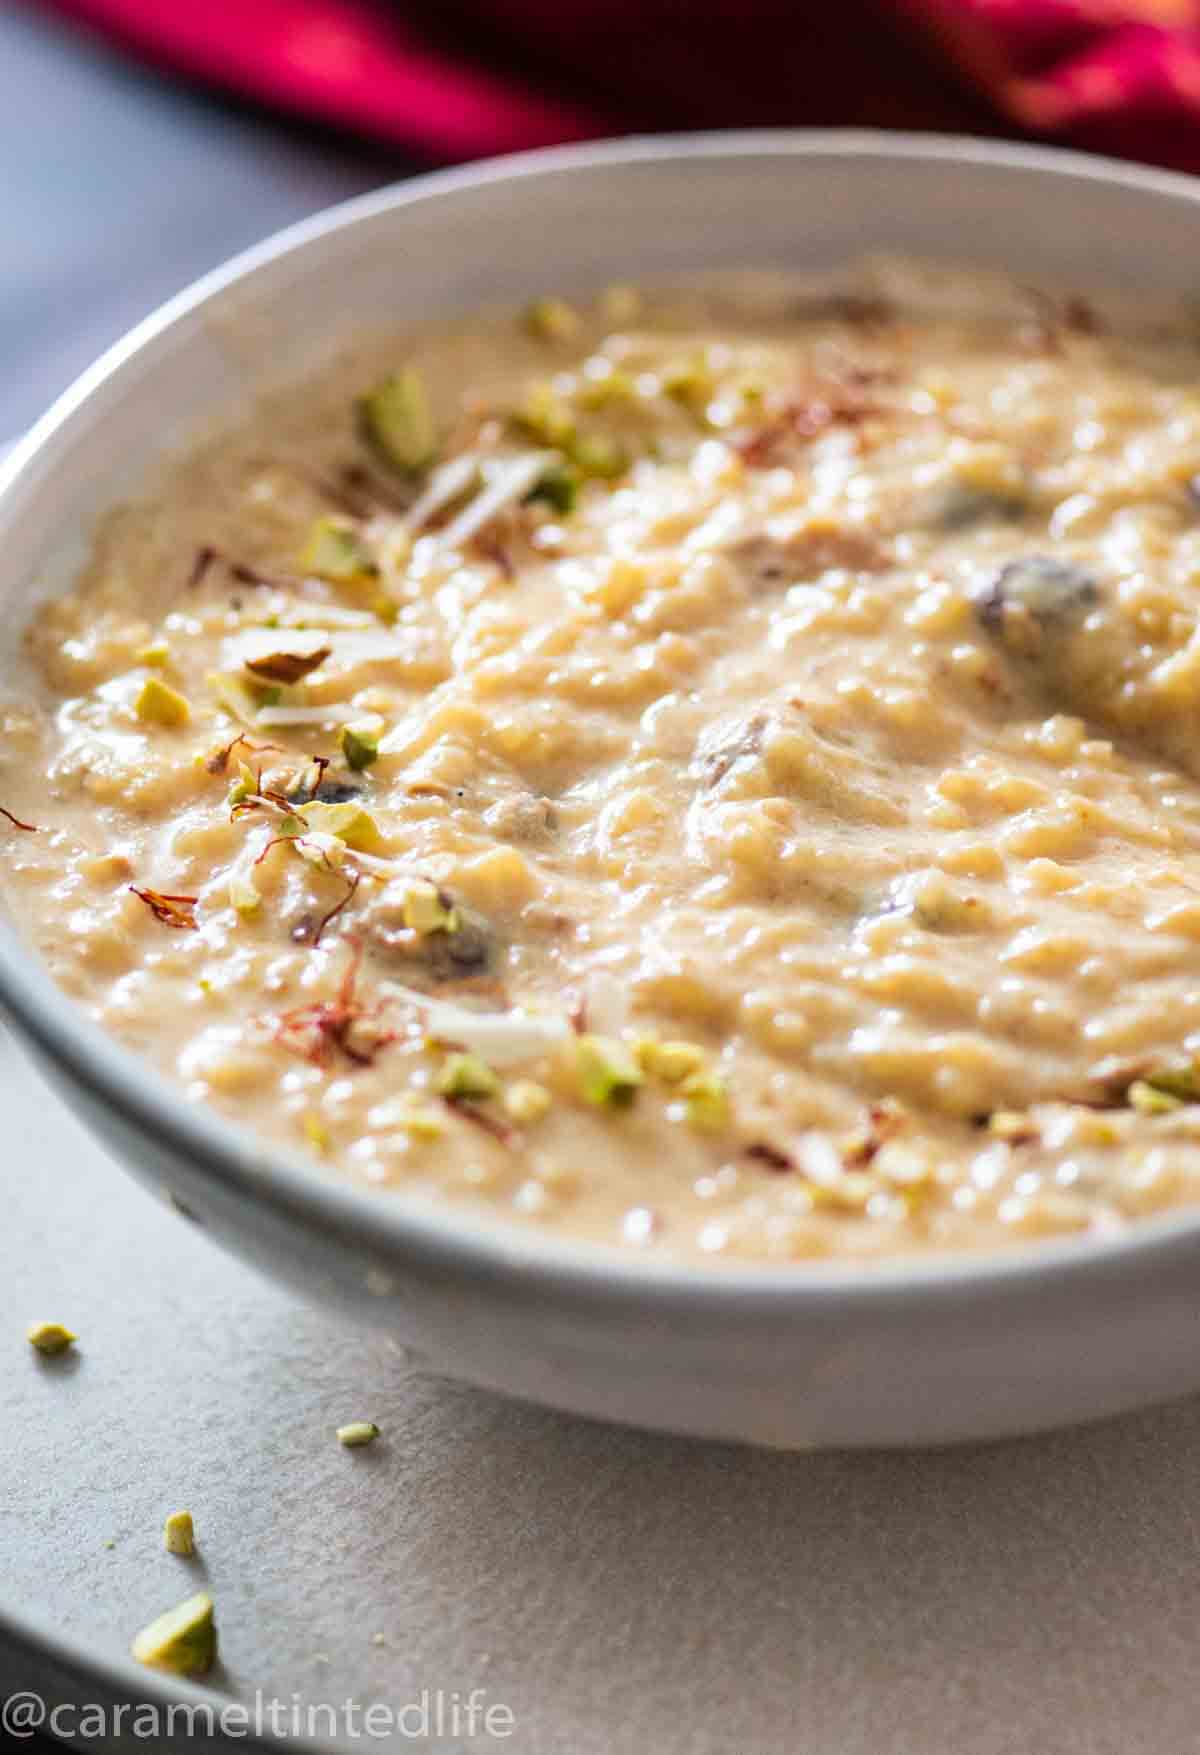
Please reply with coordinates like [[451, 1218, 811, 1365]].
[[136, 639, 170, 667], [1128, 1079, 1183, 1115], [438, 1052, 501, 1100], [576, 1034, 642, 1108], [503, 1079, 552, 1124], [577, 369, 637, 411], [634, 1037, 707, 1083], [1142, 1060, 1200, 1103], [300, 515, 377, 583], [226, 760, 257, 806], [358, 368, 436, 474], [514, 383, 577, 450], [26, 1320, 76, 1355], [570, 433, 629, 480], [524, 297, 580, 343], [370, 592, 399, 626], [229, 865, 261, 916], [131, 1592, 216, 1677], [302, 1112, 330, 1152], [401, 879, 458, 935], [679, 1070, 729, 1132], [336, 1421, 380, 1448], [340, 722, 380, 772], [661, 353, 716, 413], [163, 1511, 195, 1557], [297, 800, 385, 852], [525, 458, 580, 515], [135, 676, 191, 728]]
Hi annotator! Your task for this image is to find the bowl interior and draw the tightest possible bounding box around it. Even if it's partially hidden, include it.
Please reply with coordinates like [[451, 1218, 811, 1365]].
[[6, 130, 1200, 664], [7, 130, 1200, 1302]]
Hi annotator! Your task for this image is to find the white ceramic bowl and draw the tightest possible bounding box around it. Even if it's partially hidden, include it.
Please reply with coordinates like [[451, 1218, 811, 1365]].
[[5, 131, 1200, 1448]]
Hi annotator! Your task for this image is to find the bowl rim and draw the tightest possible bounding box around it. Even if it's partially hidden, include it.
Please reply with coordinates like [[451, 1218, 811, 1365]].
[[7, 124, 1200, 1312]]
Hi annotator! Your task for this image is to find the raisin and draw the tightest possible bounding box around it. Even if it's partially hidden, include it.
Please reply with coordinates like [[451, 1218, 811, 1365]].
[[977, 556, 1097, 635]]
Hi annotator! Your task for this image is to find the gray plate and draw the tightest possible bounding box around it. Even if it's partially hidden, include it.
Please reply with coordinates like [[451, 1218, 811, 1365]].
[[6, 1023, 1200, 1754]]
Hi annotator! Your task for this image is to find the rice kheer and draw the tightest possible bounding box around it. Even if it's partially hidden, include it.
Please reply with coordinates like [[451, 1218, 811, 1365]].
[[7, 261, 1200, 1264]]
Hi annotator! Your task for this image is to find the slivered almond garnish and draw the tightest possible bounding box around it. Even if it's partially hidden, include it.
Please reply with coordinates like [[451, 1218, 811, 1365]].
[[244, 645, 332, 685]]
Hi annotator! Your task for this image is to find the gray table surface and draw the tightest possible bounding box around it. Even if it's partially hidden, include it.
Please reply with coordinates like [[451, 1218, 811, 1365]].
[[11, 1004, 1200, 1755], [0, 3, 402, 440], [7, 11, 1200, 1753]]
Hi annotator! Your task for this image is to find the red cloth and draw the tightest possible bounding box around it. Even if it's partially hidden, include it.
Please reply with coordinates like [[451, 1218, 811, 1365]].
[[33, 0, 1200, 174]]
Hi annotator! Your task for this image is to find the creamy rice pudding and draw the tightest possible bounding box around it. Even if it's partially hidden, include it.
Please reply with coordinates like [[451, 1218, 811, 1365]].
[[7, 263, 1200, 1263]]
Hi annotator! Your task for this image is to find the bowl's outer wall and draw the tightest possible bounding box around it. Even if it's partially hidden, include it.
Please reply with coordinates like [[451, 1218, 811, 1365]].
[[7, 134, 1200, 1446], [24, 1024, 1200, 1448]]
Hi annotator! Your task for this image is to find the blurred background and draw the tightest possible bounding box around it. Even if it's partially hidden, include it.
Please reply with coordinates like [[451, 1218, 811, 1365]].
[[6, 0, 1200, 438]]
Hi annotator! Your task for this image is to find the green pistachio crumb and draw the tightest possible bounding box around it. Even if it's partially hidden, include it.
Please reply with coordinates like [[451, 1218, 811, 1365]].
[[679, 1071, 730, 1132], [1128, 1079, 1183, 1115], [525, 459, 580, 515], [634, 1037, 707, 1084], [661, 354, 716, 414], [402, 880, 458, 935], [1141, 1060, 1200, 1103], [131, 1592, 216, 1676], [340, 722, 380, 772], [524, 297, 580, 342], [297, 800, 385, 852], [226, 760, 257, 806], [302, 1113, 330, 1153], [299, 516, 377, 582], [438, 1052, 501, 1100], [336, 1421, 380, 1448], [358, 368, 436, 474], [514, 383, 577, 450], [576, 1034, 642, 1108], [229, 865, 261, 916], [503, 1080, 552, 1124], [577, 368, 637, 411], [135, 676, 191, 728], [163, 1511, 196, 1557], [26, 1321, 76, 1355], [570, 433, 629, 480]]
